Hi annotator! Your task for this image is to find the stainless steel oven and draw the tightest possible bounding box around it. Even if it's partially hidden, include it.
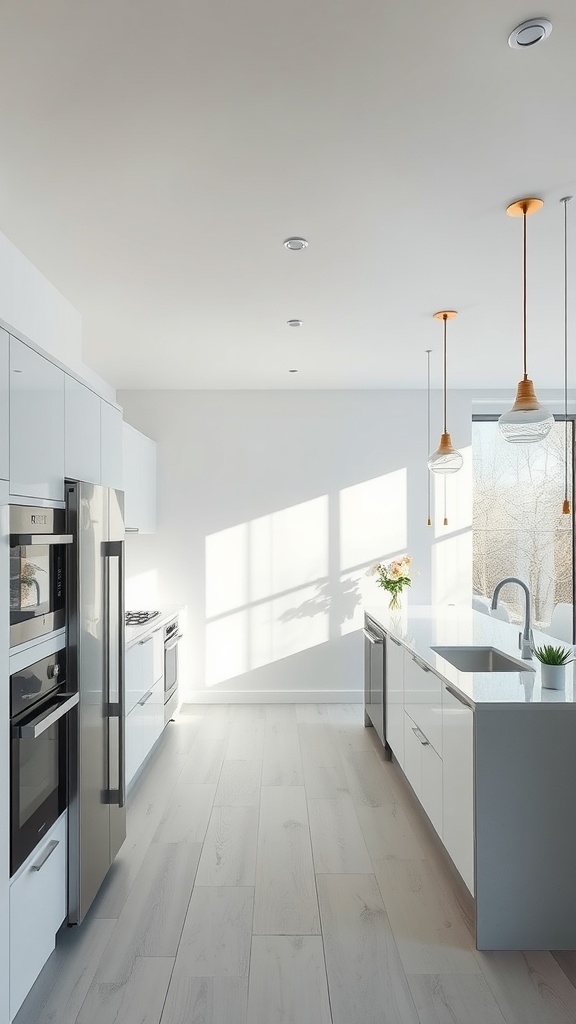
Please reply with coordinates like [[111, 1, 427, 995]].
[[164, 618, 182, 724], [10, 648, 78, 875], [9, 506, 73, 647]]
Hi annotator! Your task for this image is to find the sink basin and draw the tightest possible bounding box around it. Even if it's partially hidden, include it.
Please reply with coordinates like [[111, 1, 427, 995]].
[[430, 645, 535, 673]]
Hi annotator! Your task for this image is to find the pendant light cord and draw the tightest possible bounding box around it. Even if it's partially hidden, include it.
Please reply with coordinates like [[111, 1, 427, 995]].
[[443, 315, 447, 432], [562, 196, 572, 513], [523, 209, 528, 379]]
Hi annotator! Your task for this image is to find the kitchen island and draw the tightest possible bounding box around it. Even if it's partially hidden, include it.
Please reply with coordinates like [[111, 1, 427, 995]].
[[364, 603, 576, 950]]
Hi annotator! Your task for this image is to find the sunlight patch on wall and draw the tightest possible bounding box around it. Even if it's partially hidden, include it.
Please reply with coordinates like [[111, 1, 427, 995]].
[[340, 470, 407, 568], [125, 569, 159, 609], [250, 497, 328, 601], [432, 531, 473, 605]]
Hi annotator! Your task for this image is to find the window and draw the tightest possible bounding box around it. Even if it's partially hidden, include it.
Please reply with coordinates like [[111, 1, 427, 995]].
[[472, 417, 575, 641]]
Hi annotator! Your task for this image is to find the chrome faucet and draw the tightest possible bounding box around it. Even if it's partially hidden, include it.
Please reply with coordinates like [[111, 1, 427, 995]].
[[491, 577, 533, 660]]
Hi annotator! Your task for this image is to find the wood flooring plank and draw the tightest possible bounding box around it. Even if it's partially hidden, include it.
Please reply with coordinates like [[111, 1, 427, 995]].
[[373, 855, 480, 974], [162, 707, 205, 754], [308, 796, 373, 873], [180, 716, 230, 784], [214, 760, 262, 806], [247, 935, 332, 1024], [173, 886, 253, 977], [341, 748, 397, 807], [161, 976, 248, 1024], [298, 722, 343, 769], [154, 783, 216, 844], [317, 873, 419, 1024], [302, 760, 350, 799], [295, 704, 330, 724], [14, 917, 116, 1024], [89, 841, 201, 986], [356, 803, 424, 860], [225, 706, 266, 761], [262, 705, 304, 786], [253, 786, 320, 935], [477, 950, 576, 1024], [76, 956, 173, 1024], [408, 974, 507, 1024], [553, 950, 576, 989], [195, 805, 259, 886]]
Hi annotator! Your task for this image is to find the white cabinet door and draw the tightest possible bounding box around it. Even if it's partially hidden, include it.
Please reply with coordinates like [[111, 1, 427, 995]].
[[123, 423, 157, 534], [125, 704, 143, 786], [9, 812, 67, 1019], [151, 625, 164, 686], [442, 686, 475, 894], [403, 651, 442, 755], [403, 710, 423, 797], [125, 642, 144, 714], [101, 402, 123, 491], [385, 635, 405, 766], [10, 337, 65, 500], [421, 742, 443, 838], [0, 328, 8, 480], [64, 376, 101, 484]]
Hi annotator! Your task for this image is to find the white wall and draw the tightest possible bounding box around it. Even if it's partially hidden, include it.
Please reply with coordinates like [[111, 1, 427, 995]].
[[119, 389, 475, 701]]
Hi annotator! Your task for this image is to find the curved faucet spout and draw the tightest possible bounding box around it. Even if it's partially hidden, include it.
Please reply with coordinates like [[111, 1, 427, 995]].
[[491, 577, 533, 659]]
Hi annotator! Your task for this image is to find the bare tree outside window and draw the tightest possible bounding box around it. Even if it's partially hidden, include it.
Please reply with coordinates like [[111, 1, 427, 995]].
[[472, 419, 574, 630]]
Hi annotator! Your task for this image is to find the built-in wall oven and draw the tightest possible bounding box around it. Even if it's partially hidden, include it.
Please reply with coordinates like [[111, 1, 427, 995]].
[[9, 506, 73, 647], [164, 618, 182, 724], [10, 648, 78, 875]]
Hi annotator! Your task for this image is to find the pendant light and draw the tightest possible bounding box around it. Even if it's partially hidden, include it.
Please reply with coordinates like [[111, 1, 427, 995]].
[[561, 196, 572, 515], [426, 349, 432, 525], [498, 198, 553, 443], [428, 311, 463, 474]]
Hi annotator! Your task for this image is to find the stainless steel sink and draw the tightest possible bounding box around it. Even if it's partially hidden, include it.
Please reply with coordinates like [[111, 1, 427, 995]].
[[430, 645, 535, 673]]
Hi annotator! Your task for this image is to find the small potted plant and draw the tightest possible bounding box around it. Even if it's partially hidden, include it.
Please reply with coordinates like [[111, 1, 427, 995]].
[[368, 556, 412, 611], [532, 643, 575, 690]]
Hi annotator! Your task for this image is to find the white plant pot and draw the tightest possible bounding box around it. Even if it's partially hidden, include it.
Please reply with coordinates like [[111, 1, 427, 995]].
[[540, 663, 566, 690]]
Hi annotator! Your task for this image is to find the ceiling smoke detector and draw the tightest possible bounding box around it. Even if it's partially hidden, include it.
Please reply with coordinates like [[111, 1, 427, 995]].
[[283, 237, 308, 250], [508, 18, 552, 48], [287, 319, 303, 328]]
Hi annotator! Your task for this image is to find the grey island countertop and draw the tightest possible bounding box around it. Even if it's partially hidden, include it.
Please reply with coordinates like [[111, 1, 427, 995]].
[[364, 603, 576, 708]]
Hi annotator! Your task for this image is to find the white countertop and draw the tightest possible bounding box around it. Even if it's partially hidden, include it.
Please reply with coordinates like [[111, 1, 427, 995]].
[[125, 606, 182, 648], [364, 603, 576, 709]]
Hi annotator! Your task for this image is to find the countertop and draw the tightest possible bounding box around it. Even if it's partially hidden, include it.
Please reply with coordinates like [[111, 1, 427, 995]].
[[125, 606, 182, 649], [364, 603, 576, 709]]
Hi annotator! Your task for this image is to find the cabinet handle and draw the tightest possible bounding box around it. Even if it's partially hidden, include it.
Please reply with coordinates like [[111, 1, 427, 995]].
[[138, 636, 153, 646], [138, 690, 153, 705], [125, 527, 140, 534], [411, 654, 430, 673], [389, 635, 402, 646], [412, 726, 430, 746], [31, 840, 59, 871], [445, 684, 473, 709], [363, 628, 383, 644]]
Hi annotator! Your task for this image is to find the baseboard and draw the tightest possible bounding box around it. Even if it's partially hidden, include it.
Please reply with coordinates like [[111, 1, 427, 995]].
[[183, 689, 363, 704]]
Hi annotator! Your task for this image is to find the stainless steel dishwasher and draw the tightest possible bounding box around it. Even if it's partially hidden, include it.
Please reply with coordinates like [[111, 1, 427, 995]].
[[363, 613, 385, 743]]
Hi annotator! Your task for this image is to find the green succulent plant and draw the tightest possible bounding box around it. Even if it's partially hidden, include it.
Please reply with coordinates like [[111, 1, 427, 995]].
[[532, 643, 575, 666]]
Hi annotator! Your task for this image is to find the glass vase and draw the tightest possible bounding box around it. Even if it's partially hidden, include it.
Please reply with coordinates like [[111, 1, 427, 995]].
[[388, 591, 402, 611]]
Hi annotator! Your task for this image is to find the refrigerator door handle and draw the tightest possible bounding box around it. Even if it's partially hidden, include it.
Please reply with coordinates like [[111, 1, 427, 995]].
[[102, 539, 126, 808]]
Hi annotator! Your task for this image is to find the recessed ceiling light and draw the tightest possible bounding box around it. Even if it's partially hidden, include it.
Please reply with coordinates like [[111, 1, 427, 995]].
[[508, 17, 552, 48], [289, 369, 299, 373], [283, 237, 308, 251], [287, 319, 303, 328]]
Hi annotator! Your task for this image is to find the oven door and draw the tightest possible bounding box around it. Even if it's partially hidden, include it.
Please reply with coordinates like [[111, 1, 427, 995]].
[[11, 690, 78, 875], [10, 535, 72, 647], [164, 632, 182, 702]]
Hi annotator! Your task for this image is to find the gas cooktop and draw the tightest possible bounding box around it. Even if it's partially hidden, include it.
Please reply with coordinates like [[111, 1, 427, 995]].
[[125, 610, 160, 626]]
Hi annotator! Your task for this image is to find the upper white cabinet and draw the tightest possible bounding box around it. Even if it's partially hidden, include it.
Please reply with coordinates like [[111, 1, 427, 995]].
[[64, 375, 101, 484], [10, 337, 65, 501], [123, 423, 157, 534], [101, 402, 123, 491], [0, 329, 8, 481]]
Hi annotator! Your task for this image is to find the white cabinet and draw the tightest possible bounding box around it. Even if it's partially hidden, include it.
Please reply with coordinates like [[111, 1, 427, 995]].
[[125, 703, 143, 786], [0, 328, 8, 480], [9, 812, 67, 1019], [64, 375, 101, 484], [125, 678, 164, 787], [9, 337, 65, 501], [403, 710, 443, 838], [126, 641, 145, 714], [403, 650, 443, 756], [385, 635, 405, 766], [101, 402, 123, 491], [442, 685, 474, 893], [123, 423, 157, 534]]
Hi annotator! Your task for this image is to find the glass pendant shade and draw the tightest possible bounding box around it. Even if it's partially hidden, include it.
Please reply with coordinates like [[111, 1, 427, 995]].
[[498, 377, 553, 443], [428, 432, 464, 474]]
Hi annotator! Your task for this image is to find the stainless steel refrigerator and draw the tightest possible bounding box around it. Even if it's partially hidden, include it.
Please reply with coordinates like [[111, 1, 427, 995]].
[[66, 481, 126, 925]]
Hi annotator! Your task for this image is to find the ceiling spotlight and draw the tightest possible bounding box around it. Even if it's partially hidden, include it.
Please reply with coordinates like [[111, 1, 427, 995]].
[[508, 18, 552, 48], [287, 319, 303, 328], [283, 237, 308, 251]]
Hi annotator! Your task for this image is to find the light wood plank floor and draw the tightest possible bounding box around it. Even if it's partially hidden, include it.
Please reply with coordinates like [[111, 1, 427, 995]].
[[15, 703, 576, 1024]]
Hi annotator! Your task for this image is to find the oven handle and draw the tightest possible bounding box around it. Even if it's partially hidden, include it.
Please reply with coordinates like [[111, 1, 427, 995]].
[[164, 634, 183, 652], [10, 534, 73, 546], [17, 692, 79, 739]]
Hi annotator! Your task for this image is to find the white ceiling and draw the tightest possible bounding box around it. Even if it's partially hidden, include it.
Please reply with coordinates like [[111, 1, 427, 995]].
[[1, 0, 576, 390]]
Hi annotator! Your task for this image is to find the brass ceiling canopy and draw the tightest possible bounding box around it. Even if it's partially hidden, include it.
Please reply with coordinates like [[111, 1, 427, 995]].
[[506, 198, 544, 217]]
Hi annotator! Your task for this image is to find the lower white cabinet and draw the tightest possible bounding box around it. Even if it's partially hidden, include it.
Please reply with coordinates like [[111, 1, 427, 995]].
[[125, 679, 164, 786], [10, 812, 67, 1020], [385, 635, 405, 766], [442, 686, 475, 894]]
